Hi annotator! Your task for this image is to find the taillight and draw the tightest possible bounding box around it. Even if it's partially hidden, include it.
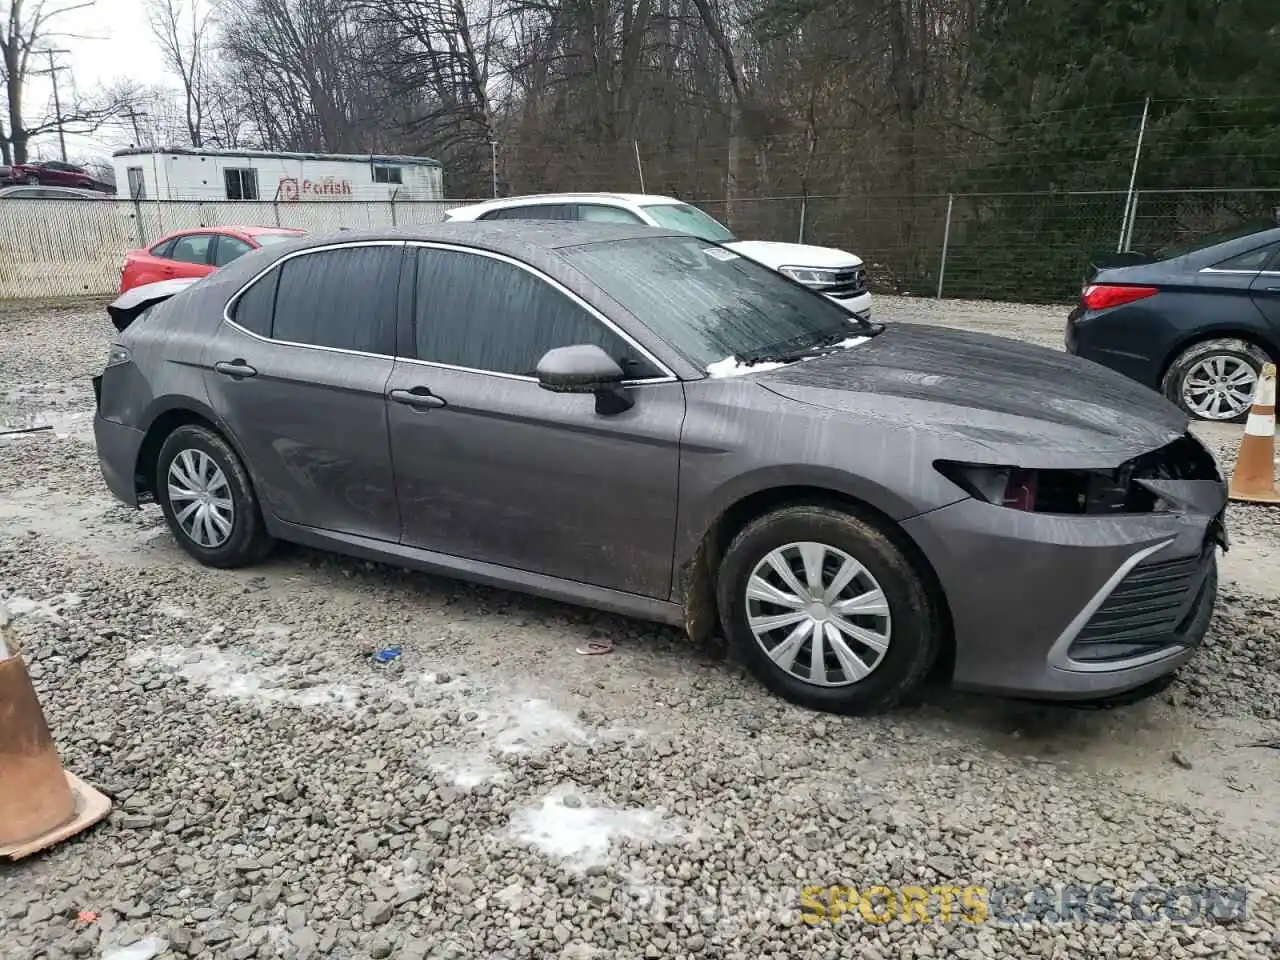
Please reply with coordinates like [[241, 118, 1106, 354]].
[[1082, 284, 1159, 311]]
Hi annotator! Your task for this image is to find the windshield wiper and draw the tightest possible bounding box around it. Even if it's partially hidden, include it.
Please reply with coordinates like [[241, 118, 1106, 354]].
[[736, 331, 851, 366]]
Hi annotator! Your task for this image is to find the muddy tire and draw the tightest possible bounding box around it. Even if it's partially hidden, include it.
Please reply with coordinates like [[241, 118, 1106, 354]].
[[1161, 338, 1271, 423], [715, 504, 941, 715], [156, 424, 274, 568]]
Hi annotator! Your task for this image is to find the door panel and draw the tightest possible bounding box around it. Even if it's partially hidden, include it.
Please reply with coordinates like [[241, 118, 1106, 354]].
[[1249, 248, 1280, 332], [386, 362, 685, 597], [202, 324, 400, 540], [200, 244, 405, 542]]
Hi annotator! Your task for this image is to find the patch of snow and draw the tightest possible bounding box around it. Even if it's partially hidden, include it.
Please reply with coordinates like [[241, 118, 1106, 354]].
[[101, 936, 168, 960], [485, 697, 590, 754], [705, 356, 787, 378], [429, 750, 508, 788], [129, 644, 359, 711], [156, 603, 190, 620], [1, 592, 82, 623], [704, 334, 870, 378], [507, 784, 684, 871]]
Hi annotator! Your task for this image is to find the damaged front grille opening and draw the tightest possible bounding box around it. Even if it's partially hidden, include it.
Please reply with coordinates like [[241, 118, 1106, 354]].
[[937, 433, 1220, 515]]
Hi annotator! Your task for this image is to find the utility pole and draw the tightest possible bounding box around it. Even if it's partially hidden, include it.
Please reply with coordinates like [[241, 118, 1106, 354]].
[[37, 49, 72, 163], [121, 107, 149, 147]]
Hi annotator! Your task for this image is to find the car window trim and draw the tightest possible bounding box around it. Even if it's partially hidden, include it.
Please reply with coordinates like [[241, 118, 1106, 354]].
[[222, 240, 407, 360], [401, 240, 677, 385]]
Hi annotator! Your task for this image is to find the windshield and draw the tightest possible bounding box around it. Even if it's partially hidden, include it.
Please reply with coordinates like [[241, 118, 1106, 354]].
[[561, 235, 872, 374], [1155, 221, 1274, 260], [253, 233, 302, 247], [640, 203, 737, 243]]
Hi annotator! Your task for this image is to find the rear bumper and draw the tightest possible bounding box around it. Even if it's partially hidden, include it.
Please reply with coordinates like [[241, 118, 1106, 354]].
[[93, 413, 144, 507], [903, 491, 1225, 701]]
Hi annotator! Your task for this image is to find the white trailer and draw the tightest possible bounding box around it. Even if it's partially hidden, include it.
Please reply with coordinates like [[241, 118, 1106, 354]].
[[111, 147, 443, 203]]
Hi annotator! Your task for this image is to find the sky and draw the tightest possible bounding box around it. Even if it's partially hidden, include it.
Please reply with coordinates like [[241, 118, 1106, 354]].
[[18, 0, 173, 164]]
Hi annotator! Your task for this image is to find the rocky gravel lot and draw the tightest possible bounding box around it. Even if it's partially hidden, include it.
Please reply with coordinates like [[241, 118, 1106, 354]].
[[1, 295, 1278, 960]]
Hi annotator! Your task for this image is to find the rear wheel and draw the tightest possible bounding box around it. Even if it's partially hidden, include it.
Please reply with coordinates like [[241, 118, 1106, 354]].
[[1161, 338, 1269, 422], [715, 504, 941, 715], [25, 174, 39, 185], [156, 425, 273, 568]]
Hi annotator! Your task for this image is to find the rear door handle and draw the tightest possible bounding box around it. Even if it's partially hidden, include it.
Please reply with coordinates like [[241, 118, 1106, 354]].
[[389, 387, 446, 410], [214, 359, 257, 379]]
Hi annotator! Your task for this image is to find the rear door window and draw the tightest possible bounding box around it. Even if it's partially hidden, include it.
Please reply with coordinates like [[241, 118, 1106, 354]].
[[170, 234, 214, 265], [480, 204, 574, 221], [271, 245, 401, 354], [213, 235, 255, 267], [576, 204, 645, 224]]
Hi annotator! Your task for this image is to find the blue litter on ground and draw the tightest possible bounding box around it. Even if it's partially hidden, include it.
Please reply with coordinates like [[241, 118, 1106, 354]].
[[372, 646, 402, 664]]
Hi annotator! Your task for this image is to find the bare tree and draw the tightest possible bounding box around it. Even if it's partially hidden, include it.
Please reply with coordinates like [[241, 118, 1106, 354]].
[[148, 0, 209, 146], [1, 0, 95, 162]]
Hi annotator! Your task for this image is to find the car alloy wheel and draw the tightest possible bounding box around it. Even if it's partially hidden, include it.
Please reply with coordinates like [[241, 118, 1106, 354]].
[[744, 540, 892, 687], [166, 448, 235, 548], [1181, 355, 1258, 421]]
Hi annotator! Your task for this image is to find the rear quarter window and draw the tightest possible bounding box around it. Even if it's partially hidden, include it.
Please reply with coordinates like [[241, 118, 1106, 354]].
[[230, 269, 279, 338]]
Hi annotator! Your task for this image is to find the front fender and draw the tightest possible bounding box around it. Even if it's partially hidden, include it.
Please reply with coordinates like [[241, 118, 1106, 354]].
[[672, 462, 964, 570]]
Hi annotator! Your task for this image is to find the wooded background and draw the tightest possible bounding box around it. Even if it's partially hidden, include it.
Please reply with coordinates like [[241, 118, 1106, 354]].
[[6, 0, 1280, 301]]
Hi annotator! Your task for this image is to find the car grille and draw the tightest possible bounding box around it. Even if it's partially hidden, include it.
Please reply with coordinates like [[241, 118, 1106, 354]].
[[819, 267, 867, 299], [1068, 542, 1215, 663]]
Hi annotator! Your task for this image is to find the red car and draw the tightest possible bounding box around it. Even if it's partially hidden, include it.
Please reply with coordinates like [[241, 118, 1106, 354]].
[[119, 226, 305, 293], [2, 160, 115, 192]]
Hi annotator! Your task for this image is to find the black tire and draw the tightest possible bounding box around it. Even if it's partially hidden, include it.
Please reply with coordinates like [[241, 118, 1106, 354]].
[[715, 504, 941, 715], [156, 424, 274, 568], [1161, 338, 1271, 423], [25, 174, 39, 185]]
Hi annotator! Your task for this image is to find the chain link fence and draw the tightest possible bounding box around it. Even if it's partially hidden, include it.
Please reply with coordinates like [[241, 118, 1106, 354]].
[[3, 188, 1279, 302], [0, 198, 465, 300]]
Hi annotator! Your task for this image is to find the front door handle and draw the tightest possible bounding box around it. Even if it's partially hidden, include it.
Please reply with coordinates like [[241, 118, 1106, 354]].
[[214, 359, 257, 379], [389, 387, 446, 410]]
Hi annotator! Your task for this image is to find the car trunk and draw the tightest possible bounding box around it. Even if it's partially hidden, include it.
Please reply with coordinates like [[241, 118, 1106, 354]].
[[1082, 251, 1159, 288]]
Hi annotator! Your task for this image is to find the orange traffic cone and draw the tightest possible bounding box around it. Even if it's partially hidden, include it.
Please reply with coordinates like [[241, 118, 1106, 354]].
[[0, 604, 112, 860], [1228, 362, 1280, 505]]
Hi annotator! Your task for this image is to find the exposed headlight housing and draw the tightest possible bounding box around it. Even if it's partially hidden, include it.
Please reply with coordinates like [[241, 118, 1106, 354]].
[[106, 344, 132, 368], [779, 266, 842, 287]]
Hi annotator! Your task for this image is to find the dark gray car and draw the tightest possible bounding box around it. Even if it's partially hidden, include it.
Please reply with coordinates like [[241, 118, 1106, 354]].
[[92, 222, 1228, 715]]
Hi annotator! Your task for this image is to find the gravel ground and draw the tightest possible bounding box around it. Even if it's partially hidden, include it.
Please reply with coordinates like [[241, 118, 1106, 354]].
[[1, 295, 1279, 960]]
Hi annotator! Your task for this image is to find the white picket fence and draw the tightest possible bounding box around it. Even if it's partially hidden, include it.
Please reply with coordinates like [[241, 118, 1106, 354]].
[[0, 198, 475, 300]]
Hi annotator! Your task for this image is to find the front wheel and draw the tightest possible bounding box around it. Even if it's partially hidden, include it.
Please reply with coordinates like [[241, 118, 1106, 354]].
[[715, 504, 942, 715], [156, 424, 274, 568], [25, 174, 39, 185], [1161, 338, 1269, 423]]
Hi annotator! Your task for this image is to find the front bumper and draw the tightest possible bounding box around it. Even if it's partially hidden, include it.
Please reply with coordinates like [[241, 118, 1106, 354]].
[[826, 289, 872, 319], [93, 412, 145, 507], [903, 489, 1225, 700]]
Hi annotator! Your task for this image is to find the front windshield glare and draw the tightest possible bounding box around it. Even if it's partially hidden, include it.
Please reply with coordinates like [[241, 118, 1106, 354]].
[[640, 203, 737, 243], [561, 236, 868, 372]]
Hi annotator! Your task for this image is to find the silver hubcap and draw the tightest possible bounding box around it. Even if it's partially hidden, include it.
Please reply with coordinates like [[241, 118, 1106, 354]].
[[745, 541, 892, 687], [1183, 356, 1257, 420], [167, 449, 234, 548]]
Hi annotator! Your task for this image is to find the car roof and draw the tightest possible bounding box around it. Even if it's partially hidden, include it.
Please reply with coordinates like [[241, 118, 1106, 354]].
[[0, 184, 100, 197], [153, 225, 304, 240], [247, 220, 684, 255], [451, 193, 685, 213]]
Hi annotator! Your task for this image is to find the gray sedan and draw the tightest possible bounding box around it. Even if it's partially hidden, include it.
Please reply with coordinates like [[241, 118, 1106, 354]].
[[93, 222, 1227, 714]]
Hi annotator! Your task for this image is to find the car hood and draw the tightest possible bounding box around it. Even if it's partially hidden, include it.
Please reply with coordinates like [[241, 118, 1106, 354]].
[[724, 240, 862, 270], [754, 323, 1187, 468]]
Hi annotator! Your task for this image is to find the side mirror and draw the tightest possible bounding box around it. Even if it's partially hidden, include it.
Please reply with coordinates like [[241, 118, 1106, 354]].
[[535, 344, 633, 414]]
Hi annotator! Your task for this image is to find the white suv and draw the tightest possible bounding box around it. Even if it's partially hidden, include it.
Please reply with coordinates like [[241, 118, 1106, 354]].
[[444, 193, 872, 318]]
